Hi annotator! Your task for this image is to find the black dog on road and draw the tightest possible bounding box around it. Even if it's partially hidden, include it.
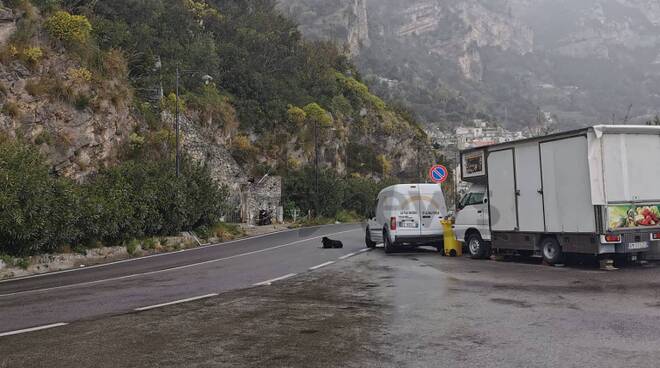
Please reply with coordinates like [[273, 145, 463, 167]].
[[322, 237, 344, 249]]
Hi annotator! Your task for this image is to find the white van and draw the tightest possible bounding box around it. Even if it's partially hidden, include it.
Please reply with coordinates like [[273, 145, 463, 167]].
[[365, 184, 447, 253]]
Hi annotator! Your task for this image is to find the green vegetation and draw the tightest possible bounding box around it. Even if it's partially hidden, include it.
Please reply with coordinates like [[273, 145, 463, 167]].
[[284, 167, 398, 219], [44, 10, 92, 44], [28, 0, 425, 176], [0, 136, 228, 256], [196, 222, 244, 242]]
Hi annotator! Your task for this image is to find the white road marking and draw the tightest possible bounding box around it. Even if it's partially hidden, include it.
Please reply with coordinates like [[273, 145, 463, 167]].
[[0, 224, 357, 285], [358, 248, 371, 253], [253, 273, 297, 286], [309, 261, 335, 270], [0, 228, 360, 298], [0, 323, 68, 337], [134, 294, 218, 312], [339, 252, 357, 260]]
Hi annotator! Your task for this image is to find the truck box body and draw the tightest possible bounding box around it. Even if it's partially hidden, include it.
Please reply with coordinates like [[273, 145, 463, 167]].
[[459, 125, 660, 256]]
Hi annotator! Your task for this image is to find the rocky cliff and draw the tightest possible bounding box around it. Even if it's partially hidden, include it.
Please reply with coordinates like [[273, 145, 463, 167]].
[[0, 7, 138, 181], [278, 0, 660, 129]]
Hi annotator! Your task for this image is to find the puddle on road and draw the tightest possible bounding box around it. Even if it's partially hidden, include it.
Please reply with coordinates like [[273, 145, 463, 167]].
[[490, 298, 533, 308]]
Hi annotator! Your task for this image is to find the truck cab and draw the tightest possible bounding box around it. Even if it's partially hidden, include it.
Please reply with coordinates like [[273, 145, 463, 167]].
[[454, 184, 491, 258]]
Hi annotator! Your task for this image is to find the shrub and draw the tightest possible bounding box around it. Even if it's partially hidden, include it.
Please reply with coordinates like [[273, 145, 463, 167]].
[[0, 136, 228, 256], [74, 93, 91, 110], [160, 92, 185, 114], [33, 131, 53, 146], [25, 79, 47, 96], [68, 67, 92, 83], [44, 11, 92, 44], [230, 135, 258, 165], [303, 103, 333, 128], [21, 47, 43, 65], [15, 258, 29, 269], [126, 239, 139, 256], [25, 75, 75, 103], [101, 49, 128, 77], [335, 210, 360, 223], [287, 105, 306, 128], [2, 101, 20, 118], [142, 238, 157, 250]]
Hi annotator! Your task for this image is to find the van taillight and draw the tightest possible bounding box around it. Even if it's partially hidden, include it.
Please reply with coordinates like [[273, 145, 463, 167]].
[[604, 234, 621, 243], [390, 217, 397, 231], [652, 233, 660, 241]]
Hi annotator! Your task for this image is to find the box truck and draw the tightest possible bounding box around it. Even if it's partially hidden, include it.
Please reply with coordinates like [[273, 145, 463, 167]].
[[453, 125, 660, 264], [366, 184, 447, 253]]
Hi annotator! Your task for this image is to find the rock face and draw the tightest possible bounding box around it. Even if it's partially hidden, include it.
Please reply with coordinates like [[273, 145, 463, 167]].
[[276, 0, 370, 55], [0, 55, 138, 181], [278, 0, 660, 129]]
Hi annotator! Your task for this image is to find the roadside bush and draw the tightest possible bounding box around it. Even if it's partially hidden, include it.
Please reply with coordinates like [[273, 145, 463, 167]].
[[0, 136, 228, 256]]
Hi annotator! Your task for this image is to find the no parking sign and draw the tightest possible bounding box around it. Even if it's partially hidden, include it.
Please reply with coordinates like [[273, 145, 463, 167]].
[[429, 164, 448, 184]]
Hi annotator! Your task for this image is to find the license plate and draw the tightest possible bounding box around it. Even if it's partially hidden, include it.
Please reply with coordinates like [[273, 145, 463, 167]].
[[628, 242, 649, 250], [400, 222, 418, 228]]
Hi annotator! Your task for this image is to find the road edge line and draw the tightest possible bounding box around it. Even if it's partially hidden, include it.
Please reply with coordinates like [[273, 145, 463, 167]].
[[0, 323, 68, 337], [253, 273, 297, 286], [309, 261, 335, 271], [134, 293, 219, 312]]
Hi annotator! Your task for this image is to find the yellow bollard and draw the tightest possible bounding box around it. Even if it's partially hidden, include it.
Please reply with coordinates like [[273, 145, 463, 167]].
[[441, 219, 462, 257]]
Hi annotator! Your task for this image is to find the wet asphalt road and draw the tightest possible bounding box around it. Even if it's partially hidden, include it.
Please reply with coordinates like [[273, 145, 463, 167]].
[[4, 235, 660, 367], [0, 223, 365, 333]]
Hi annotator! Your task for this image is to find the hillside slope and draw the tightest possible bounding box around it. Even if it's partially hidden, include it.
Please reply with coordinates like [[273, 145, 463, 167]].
[[0, 0, 435, 188]]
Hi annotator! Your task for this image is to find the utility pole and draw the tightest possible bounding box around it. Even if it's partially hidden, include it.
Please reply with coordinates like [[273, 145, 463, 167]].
[[175, 66, 181, 177]]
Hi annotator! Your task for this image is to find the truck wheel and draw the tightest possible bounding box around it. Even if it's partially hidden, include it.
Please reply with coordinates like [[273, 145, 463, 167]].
[[384, 230, 397, 254], [541, 237, 564, 265], [467, 233, 490, 259], [365, 228, 376, 248]]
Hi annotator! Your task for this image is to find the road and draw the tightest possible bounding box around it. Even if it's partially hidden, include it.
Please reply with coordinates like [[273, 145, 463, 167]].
[[0, 223, 366, 334], [4, 225, 660, 367]]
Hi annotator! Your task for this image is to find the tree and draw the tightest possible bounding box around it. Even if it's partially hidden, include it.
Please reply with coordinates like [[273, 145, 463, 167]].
[[646, 115, 660, 126]]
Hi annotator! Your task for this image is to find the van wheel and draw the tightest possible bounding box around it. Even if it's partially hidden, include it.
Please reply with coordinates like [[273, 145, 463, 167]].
[[383, 230, 397, 254], [467, 233, 490, 259], [365, 227, 376, 248], [541, 237, 564, 265]]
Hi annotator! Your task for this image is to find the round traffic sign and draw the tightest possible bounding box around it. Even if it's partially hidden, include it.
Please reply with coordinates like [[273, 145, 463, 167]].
[[429, 164, 448, 184]]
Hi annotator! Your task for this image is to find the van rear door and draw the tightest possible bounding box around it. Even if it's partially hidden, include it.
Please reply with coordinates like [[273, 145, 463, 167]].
[[394, 185, 422, 236], [419, 184, 447, 237]]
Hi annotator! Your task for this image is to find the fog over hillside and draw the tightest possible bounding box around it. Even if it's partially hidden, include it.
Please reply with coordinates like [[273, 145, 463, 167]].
[[278, 0, 660, 130]]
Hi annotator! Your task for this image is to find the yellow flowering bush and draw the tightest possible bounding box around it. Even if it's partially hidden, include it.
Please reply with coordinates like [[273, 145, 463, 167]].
[[44, 11, 92, 44], [68, 67, 92, 83], [22, 47, 43, 64]]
